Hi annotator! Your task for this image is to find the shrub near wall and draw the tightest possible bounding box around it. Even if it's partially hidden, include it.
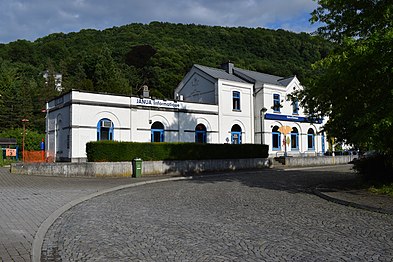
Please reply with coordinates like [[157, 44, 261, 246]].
[[86, 141, 269, 162]]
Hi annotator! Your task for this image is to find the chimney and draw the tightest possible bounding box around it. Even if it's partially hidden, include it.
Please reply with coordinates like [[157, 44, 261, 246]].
[[221, 61, 234, 74], [142, 85, 149, 98]]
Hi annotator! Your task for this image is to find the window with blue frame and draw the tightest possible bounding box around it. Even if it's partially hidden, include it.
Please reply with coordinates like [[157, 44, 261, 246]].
[[273, 94, 281, 112], [272, 126, 281, 150], [195, 124, 207, 143], [232, 91, 240, 111], [291, 127, 299, 150], [307, 128, 315, 150], [231, 124, 242, 144], [151, 121, 165, 142], [97, 119, 114, 141], [292, 99, 299, 114]]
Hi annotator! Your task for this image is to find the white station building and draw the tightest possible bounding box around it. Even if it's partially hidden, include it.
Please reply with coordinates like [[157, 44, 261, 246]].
[[46, 62, 327, 162]]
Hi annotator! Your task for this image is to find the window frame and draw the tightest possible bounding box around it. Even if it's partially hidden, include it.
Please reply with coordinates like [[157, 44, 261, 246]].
[[151, 121, 165, 142], [231, 124, 242, 144], [232, 91, 241, 111], [195, 124, 207, 143], [292, 99, 299, 115], [272, 126, 281, 151], [290, 128, 299, 151], [273, 94, 281, 113], [307, 128, 315, 150], [97, 118, 114, 141]]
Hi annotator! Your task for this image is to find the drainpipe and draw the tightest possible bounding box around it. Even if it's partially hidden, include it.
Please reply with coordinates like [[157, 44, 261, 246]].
[[260, 107, 267, 144], [254, 83, 266, 145]]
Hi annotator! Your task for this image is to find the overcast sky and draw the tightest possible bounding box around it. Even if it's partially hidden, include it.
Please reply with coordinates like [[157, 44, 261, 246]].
[[0, 0, 319, 44]]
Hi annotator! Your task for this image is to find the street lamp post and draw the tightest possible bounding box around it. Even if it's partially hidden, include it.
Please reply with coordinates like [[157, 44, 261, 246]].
[[22, 118, 29, 162], [260, 107, 267, 144]]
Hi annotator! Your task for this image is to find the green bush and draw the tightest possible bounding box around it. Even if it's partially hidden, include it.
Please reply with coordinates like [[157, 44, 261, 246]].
[[353, 153, 393, 182], [86, 141, 269, 162]]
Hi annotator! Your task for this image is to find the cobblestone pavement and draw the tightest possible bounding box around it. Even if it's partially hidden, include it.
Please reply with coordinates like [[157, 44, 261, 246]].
[[42, 166, 393, 261], [0, 167, 161, 262]]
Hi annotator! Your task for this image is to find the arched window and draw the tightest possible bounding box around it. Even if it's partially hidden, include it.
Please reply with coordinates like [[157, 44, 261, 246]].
[[97, 119, 114, 141], [307, 128, 315, 150], [291, 127, 299, 150], [195, 124, 207, 143], [151, 121, 164, 142], [231, 124, 242, 144], [272, 126, 281, 150]]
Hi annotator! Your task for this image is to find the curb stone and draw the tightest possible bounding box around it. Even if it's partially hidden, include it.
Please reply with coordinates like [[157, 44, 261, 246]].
[[313, 187, 393, 215]]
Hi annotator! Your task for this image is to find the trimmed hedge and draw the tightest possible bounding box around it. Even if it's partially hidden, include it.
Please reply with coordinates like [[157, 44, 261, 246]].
[[86, 141, 269, 162]]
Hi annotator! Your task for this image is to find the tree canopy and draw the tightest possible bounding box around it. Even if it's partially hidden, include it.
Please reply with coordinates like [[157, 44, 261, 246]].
[[311, 0, 392, 42], [302, 1, 393, 155]]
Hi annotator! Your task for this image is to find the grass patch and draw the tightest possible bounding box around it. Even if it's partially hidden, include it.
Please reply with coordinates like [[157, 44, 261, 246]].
[[369, 183, 393, 197]]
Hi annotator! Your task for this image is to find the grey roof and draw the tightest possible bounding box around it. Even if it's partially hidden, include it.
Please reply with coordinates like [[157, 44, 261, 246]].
[[233, 67, 294, 86], [278, 76, 296, 86], [194, 64, 247, 83], [193, 64, 296, 87]]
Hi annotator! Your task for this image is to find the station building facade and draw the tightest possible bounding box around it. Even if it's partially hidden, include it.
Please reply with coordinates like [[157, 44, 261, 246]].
[[46, 62, 326, 162]]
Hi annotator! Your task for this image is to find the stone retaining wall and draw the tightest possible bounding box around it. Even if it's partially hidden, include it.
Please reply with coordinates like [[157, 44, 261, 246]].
[[11, 158, 270, 178], [10, 156, 354, 178], [10, 162, 133, 178], [274, 155, 355, 167]]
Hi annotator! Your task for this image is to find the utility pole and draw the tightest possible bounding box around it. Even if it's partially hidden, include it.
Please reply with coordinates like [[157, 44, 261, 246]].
[[22, 118, 29, 162]]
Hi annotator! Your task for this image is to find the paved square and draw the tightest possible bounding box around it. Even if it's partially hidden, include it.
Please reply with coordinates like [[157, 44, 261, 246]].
[[40, 167, 393, 261]]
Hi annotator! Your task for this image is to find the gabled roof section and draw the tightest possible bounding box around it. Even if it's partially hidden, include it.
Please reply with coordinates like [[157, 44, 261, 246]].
[[191, 63, 298, 88], [194, 64, 247, 83], [233, 67, 295, 87], [278, 76, 296, 86]]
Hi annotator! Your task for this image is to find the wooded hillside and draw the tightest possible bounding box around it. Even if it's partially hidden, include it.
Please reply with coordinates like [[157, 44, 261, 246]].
[[0, 22, 333, 132]]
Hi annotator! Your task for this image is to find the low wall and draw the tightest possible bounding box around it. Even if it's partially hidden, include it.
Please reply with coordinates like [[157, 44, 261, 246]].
[[11, 158, 270, 178], [11, 162, 133, 178], [10, 156, 354, 177], [273, 155, 355, 167]]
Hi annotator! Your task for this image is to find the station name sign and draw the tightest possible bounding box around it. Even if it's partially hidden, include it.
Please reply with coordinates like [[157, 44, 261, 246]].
[[132, 97, 182, 109], [265, 113, 323, 124]]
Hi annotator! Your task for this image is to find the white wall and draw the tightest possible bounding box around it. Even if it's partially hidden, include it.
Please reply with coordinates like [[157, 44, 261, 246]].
[[70, 91, 132, 160], [218, 80, 254, 144], [46, 105, 71, 161], [47, 90, 220, 161]]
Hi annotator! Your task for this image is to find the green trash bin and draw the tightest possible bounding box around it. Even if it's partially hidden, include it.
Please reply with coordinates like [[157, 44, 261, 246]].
[[133, 158, 142, 177]]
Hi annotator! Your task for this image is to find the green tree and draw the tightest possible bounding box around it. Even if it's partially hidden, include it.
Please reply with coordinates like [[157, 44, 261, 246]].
[[93, 47, 130, 94], [301, 1, 393, 156], [0, 128, 44, 151], [311, 0, 392, 42]]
